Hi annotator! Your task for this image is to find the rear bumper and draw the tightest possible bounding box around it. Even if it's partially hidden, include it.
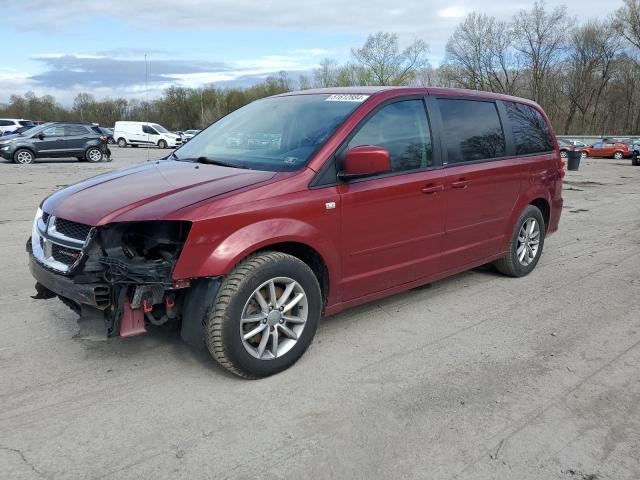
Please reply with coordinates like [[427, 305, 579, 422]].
[[28, 252, 110, 308]]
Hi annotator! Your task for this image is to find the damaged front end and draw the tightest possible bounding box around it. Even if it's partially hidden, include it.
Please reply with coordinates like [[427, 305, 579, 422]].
[[28, 208, 217, 345]]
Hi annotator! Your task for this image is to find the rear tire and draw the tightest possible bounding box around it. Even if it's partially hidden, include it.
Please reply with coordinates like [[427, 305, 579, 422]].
[[495, 205, 545, 277], [580, 151, 587, 159], [13, 149, 34, 164], [117, 138, 127, 148], [205, 251, 322, 379], [85, 147, 103, 163]]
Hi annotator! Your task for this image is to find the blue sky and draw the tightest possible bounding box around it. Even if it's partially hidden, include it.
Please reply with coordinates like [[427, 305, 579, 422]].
[[1, 0, 623, 105]]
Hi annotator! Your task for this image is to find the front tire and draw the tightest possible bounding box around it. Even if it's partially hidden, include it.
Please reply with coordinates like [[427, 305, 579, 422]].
[[13, 149, 34, 164], [158, 139, 168, 149], [495, 205, 545, 277], [117, 138, 127, 148], [560, 150, 567, 158], [580, 151, 587, 159], [205, 252, 322, 379], [613, 151, 624, 160]]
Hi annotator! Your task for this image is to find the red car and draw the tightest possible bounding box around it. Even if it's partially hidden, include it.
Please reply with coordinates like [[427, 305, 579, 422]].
[[28, 87, 563, 378], [577, 141, 629, 159]]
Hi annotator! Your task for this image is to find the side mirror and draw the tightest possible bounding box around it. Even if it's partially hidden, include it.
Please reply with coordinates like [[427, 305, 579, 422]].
[[37, 133, 45, 140], [339, 146, 391, 180]]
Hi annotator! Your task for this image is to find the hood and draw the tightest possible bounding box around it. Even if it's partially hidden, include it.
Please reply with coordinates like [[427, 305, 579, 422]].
[[42, 160, 276, 226]]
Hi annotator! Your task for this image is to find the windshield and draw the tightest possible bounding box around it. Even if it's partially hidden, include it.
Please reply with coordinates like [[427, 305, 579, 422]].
[[173, 94, 365, 172], [152, 123, 169, 134]]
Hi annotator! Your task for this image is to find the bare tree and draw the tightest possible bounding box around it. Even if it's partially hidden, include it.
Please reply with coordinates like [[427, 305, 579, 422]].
[[561, 22, 621, 133], [614, 0, 640, 51], [351, 32, 430, 85], [512, 2, 572, 104], [444, 12, 521, 94]]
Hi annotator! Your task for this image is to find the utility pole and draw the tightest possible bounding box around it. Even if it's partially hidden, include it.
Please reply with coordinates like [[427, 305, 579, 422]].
[[145, 53, 150, 161]]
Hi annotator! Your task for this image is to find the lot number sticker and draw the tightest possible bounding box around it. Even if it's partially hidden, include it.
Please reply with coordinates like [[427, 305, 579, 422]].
[[325, 94, 370, 102]]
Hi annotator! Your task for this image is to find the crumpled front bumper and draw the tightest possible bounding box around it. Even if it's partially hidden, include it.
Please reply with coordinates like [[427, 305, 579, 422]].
[[28, 248, 110, 309]]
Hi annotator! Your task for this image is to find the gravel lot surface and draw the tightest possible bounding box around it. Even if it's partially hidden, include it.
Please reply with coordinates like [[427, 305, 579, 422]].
[[1, 147, 639, 479]]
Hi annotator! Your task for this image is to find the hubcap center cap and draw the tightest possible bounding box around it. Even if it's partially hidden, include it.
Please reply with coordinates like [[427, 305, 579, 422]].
[[267, 310, 282, 326]]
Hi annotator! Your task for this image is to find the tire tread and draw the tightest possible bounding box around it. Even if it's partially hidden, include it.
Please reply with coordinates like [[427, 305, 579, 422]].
[[205, 251, 313, 379]]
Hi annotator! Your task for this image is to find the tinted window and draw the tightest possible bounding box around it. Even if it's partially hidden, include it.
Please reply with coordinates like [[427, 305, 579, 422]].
[[504, 101, 553, 155], [347, 100, 432, 172], [438, 98, 505, 163], [0, 120, 13, 126], [42, 126, 65, 137], [68, 126, 89, 136]]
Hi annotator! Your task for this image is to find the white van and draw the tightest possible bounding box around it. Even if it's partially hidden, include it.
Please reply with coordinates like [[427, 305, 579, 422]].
[[113, 121, 182, 149]]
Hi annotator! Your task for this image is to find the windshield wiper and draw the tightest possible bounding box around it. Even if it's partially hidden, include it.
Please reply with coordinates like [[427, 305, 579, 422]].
[[170, 153, 249, 169], [194, 156, 249, 169]]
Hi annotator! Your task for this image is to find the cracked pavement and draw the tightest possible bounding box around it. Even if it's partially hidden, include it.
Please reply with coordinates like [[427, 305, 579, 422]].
[[0, 149, 639, 479]]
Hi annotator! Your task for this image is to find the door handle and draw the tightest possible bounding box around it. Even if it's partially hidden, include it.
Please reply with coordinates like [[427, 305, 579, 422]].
[[451, 179, 470, 189], [421, 184, 444, 194]]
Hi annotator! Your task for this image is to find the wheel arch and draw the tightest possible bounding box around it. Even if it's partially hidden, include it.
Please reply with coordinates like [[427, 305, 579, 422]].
[[173, 218, 340, 307], [529, 197, 550, 231], [13, 146, 37, 160], [254, 241, 330, 306]]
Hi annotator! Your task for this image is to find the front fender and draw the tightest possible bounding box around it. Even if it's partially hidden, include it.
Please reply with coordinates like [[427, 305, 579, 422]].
[[172, 217, 340, 285]]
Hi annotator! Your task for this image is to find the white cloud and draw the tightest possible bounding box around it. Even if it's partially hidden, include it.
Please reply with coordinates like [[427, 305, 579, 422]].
[[438, 6, 467, 18]]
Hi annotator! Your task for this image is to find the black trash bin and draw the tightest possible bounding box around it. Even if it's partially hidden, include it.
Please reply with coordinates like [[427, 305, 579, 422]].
[[567, 150, 581, 171], [632, 149, 639, 166]]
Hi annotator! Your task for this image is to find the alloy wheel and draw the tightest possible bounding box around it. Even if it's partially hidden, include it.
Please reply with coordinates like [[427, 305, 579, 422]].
[[15, 151, 33, 164], [87, 148, 102, 162], [239, 277, 308, 360], [517, 218, 541, 266]]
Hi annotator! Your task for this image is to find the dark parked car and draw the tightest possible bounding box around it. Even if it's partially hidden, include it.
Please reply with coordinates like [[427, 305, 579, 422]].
[[97, 127, 114, 144], [27, 87, 563, 378], [0, 122, 108, 164]]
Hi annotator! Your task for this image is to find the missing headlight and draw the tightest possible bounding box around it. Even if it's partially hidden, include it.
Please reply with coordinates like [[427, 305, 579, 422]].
[[120, 221, 191, 261]]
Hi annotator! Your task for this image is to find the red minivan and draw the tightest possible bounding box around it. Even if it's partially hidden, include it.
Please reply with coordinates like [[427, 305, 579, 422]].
[[28, 87, 563, 378]]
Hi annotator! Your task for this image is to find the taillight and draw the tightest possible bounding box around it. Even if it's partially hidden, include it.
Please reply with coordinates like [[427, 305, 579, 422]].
[[559, 157, 565, 180]]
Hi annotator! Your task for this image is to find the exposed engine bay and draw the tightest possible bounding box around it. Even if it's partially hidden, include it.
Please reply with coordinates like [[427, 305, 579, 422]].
[[28, 210, 218, 346]]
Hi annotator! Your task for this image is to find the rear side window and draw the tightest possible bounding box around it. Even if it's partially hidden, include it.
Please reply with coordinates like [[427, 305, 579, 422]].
[[68, 126, 89, 136], [42, 125, 65, 137], [0, 120, 13, 126], [437, 98, 506, 163], [504, 102, 553, 155], [347, 100, 433, 172]]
